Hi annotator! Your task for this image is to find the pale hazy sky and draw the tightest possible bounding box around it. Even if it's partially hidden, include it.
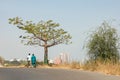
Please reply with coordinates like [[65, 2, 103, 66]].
[[0, 0, 120, 61]]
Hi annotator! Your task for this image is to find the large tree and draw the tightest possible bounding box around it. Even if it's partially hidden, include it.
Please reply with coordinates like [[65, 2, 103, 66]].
[[9, 17, 72, 64], [86, 21, 120, 63]]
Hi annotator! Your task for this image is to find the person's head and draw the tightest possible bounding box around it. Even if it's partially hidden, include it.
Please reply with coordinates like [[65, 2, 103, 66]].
[[28, 53, 30, 55], [32, 54, 34, 56]]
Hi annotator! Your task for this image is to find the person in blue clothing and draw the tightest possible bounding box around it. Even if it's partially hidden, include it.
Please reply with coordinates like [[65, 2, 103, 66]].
[[31, 54, 36, 68]]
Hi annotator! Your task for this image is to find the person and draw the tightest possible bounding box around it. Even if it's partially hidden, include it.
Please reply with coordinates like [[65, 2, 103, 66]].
[[31, 54, 36, 68], [27, 53, 31, 68]]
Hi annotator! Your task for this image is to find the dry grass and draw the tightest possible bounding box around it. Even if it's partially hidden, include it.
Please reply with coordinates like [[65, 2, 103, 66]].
[[37, 61, 120, 76], [70, 61, 81, 69], [52, 61, 120, 76], [82, 60, 120, 75], [96, 63, 120, 75], [2, 60, 120, 76]]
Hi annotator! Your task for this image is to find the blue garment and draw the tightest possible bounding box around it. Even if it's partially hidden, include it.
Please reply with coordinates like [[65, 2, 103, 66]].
[[31, 55, 36, 68]]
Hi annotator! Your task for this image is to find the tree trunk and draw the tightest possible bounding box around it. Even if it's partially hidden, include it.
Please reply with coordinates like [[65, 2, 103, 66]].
[[44, 46, 48, 64]]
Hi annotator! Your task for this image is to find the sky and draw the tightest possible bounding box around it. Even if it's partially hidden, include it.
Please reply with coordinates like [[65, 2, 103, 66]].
[[0, 0, 120, 62]]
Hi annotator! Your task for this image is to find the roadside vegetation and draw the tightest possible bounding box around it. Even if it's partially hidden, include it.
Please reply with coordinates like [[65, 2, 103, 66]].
[[45, 21, 120, 76], [83, 60, 120, 75], [1, 20, 120, 76], [83, 21, 120, 75], [69, 21, 120, 75]]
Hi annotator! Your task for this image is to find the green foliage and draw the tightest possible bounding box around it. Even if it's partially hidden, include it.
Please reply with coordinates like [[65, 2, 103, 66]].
[[9, 17, 72, 64], [9, 17, 72, 46], [86, 21, 120, 63]]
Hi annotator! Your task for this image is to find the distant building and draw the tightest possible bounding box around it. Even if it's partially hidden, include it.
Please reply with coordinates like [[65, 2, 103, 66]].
[[54, 52, 70, 64], [9, 58, 21, 66], [10, 58, 21, 62], [60, 53, 70, 63], [54, 56, 62, 64]]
